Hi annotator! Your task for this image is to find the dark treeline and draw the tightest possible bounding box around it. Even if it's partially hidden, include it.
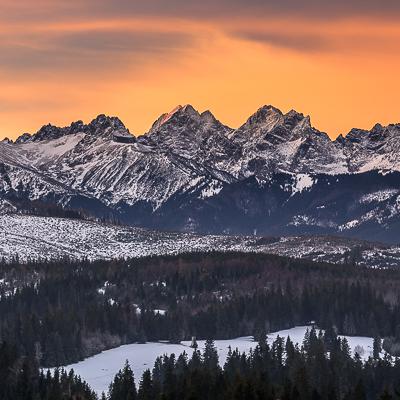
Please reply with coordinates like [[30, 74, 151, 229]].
[[2, 252, 400, 368], [0, 341, 96, 400], [2, 197, 123, 224], [106, 330, 400, 400]]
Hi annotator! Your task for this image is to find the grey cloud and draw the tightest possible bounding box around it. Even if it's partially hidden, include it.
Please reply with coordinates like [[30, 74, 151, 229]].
[[94, 0, 400, 20], [2, 0, 400, 22], [50, 0, 400, 20], [55, 30, 192, 53], [0, 30, 193, 74], [232, 29, 400, 54], [0, 0, 398, 76], [232, 31, 328, 52]]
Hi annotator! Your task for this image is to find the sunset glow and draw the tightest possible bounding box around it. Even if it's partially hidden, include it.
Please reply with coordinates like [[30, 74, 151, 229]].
[[1, 1, 399, 140]]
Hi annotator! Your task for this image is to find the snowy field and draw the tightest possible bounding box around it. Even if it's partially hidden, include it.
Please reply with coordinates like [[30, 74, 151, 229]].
[[0, 214, 260, 262], [1, 214, 400, 267], [57, 326, 374, 396]]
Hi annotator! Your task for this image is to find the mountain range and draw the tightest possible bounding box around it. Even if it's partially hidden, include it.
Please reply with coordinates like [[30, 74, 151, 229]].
[[1, 104, 400, 243]]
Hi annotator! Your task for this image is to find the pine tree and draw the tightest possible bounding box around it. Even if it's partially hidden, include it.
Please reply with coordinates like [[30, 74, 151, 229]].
[[324, 326, 338, 352], [380, 389, 393, 400], [352, 380, 366, 400], [108, 360, 137, 400], [138, 369, 154, 400], [190, 337, 198, 349], [373, 336, 382, 360], [203, 339, 219, 371]]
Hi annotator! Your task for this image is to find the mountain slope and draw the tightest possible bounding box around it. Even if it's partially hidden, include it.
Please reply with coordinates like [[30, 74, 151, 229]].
[[1, 214, 400, 268], [1, 105, 400, 242]]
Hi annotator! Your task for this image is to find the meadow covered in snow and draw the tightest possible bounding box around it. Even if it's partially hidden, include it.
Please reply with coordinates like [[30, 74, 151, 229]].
[[58, 326, 375, 396]]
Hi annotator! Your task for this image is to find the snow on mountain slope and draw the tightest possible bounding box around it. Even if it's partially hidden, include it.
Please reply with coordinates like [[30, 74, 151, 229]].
[[1, 111, 237, 211], [1, 215, 400, 268], [231, 106, 348, 178], [336, 123, 400, 173], [1, 105, 400, 242], [144, 104, 240, 177], [0, 214, 257, 261]]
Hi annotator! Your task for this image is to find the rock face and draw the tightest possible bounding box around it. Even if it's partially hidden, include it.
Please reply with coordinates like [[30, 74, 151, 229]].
[[1, 105, 400, 243]]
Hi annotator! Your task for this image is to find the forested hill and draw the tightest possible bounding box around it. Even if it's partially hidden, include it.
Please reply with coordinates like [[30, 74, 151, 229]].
[[2, 252, 400, 369]]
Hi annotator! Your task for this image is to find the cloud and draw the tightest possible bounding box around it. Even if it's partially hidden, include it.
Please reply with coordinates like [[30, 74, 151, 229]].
[[0, 29, 194, 75], [1, 0, 399, 142], [231, 23, 400, 55], [232, 31, 328, 53], [2, 0, 400, 22], [0, 0, 398, 75], [55, 30, 191, 53]]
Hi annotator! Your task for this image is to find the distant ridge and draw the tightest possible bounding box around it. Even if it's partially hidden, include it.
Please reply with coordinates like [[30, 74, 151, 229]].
[[1, 104, 400, 243]]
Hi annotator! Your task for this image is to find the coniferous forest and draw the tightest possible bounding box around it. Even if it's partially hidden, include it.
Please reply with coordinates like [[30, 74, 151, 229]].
[[105, 331, 400, 400], [2, 252, 400, 399]]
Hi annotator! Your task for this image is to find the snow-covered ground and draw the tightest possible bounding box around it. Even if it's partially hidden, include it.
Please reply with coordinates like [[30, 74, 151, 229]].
[[0, 214, 256, 261], [1, 215, 400, 267], [57, 326, 374, 396]]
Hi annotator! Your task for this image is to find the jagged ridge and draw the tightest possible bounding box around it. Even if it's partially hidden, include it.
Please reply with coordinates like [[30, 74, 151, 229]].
[[1, 104, 400, 243]]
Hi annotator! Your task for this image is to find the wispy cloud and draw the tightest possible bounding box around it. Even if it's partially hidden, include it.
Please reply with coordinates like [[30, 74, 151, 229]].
[[232, 31, 328, 53], [0, 0, 399, 140], [0, 27, 194, 75], [2, 0, 400, 23]]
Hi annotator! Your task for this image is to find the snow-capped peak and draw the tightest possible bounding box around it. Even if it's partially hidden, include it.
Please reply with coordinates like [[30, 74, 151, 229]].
[[148, 104, 202, 134], [284, 110, 311, 131], [232, 105, 315, 145], [4, 103, 400, 226], [15, 115, 134, 145], [154, 105, 184, 129], [244, 105, 283, 128]]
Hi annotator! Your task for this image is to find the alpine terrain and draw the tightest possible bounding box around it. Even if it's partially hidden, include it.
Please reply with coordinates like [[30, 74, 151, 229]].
[[1, 104, 400, 243]]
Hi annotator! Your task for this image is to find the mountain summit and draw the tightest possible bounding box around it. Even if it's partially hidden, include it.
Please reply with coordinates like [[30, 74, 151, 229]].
[[2, 104, 400, 242], [15, 115, 134, 144]]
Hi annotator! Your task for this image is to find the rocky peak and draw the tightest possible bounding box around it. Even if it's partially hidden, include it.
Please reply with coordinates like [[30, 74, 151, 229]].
[[69, 120, 85, 134], [86, 114, 132, 140], [232, 105, 317, 144], [342, 128, 366, 144], [147, 104, 232, 141], [15, 115, 134, 145], [199, 110, 221, 127], [284, 110, 311, 131], [245, 105, 283, 128], [16, 122, 76, 144], [141, 105, 236, 165], [88, 114, 126, 131], [341, 123, 393, 146], [30, 124, 65, 142], [335, 134, 346, 145], [15, 132, 32, 144], [148, 104, 202, 134]]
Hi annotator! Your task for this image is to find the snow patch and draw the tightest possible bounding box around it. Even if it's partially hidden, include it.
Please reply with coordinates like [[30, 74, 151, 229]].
[[56, 326, 376, 396], [339, 219, 360, 231], [360, 189, 398, 204], [291, 174, 315, 195]]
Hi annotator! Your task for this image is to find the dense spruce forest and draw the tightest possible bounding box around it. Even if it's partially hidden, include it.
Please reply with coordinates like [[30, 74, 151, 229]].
[[104, 330, 400, 400], [3, 323, 400, 399], [3, 252, 400, 399], [2, 251, 400, 370], [0, 341, 96, 400]]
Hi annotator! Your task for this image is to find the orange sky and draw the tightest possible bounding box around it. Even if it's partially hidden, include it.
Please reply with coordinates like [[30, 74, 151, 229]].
[[0, 1, 400, 140]]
